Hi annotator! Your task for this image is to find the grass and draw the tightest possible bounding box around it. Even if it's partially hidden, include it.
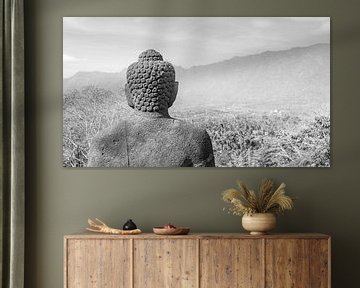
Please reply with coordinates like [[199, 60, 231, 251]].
[[173, 108, 330, 167]]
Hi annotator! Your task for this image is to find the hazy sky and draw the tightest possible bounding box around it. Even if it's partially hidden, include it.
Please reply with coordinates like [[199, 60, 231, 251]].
[[63, 17, 330, 78]]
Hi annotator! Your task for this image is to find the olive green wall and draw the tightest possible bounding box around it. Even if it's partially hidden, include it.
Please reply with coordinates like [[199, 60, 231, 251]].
[[24, 0, 360, 287]]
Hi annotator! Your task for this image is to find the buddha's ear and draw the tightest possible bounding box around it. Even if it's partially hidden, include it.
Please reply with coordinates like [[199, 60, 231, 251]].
[[168, 81, 178, 108], [125, 83, 134, 108]]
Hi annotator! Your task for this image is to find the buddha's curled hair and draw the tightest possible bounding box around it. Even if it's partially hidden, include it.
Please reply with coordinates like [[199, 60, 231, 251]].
[[126, 49, 176, 112]]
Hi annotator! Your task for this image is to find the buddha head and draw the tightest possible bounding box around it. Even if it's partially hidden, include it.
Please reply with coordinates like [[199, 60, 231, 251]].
[[125, 49, 178, 113]]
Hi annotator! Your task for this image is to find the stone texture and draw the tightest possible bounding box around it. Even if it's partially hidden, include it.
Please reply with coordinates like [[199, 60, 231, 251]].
[[87, 113, 214, 167], [126, 49, 176, 113]]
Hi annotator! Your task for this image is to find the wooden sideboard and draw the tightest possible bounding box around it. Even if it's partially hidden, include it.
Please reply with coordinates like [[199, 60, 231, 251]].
[[64, 233, 330, 288]]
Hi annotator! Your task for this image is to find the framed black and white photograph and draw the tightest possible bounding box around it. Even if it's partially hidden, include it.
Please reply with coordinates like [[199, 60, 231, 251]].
[[63, 17, 330, 168]]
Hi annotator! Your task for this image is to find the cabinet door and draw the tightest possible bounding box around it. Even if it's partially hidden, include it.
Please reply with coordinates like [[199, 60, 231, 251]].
[[65, 239, 131, 288], [266, 239, 310, 287], [309, 239, 330, 288], [200, 239, 264, 288], [134, 239, 198, 288]]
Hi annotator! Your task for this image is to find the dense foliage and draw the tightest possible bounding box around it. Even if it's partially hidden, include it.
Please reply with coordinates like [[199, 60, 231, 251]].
[[63, 86, 126, 167], [179, 110, 330, 167]]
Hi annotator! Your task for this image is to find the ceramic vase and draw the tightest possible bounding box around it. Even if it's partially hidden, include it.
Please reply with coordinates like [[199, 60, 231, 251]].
[[242, 213, 276, 235]]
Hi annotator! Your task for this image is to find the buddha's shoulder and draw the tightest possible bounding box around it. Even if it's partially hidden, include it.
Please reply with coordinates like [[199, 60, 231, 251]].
[[171, 118, 201, 131], [171, 119, 211, 139], [90, 121, 127, 145], [91, 118, 210, 143]]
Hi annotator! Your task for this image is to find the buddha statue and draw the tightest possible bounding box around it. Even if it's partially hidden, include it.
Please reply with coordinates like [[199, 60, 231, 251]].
[[87, 49, 215, 167]]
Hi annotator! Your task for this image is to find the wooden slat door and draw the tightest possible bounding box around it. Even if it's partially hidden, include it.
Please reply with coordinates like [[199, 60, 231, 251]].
[[133, 239, 198, 288], [265, 238, 330, 287], [200, 239, 264, 288], [266, 239, 310, 287], [309, 239, 330, 288], [65, 239, 132, 288]]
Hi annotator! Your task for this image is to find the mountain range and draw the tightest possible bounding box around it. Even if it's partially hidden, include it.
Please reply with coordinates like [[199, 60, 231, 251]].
[[63, 43, 330, 113]]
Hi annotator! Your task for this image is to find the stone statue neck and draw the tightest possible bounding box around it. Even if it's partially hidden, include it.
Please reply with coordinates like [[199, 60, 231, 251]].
[[132, 109, 172, 119]]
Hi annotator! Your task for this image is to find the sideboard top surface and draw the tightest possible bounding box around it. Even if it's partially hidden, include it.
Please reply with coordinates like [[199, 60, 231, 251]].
[[64, 232, 330, 240]]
